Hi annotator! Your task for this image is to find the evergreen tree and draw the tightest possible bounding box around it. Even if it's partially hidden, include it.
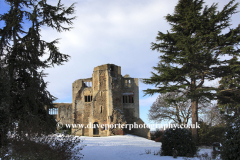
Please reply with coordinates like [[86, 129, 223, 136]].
[[0, 0, 76, 143], [218, 56, 240, 118], [143, 0, 240, 143]]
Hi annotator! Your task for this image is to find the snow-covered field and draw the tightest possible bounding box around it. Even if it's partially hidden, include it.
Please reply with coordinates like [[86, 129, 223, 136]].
[[76, 134, 215, 160]]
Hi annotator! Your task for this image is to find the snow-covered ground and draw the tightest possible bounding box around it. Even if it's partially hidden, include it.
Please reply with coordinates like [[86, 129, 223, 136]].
[[76, 134, 215, 160], [0, 134, 217, 160]]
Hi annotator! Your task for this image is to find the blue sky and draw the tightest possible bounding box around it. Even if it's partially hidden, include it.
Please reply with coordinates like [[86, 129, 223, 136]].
[[1, 0, 240, 130]]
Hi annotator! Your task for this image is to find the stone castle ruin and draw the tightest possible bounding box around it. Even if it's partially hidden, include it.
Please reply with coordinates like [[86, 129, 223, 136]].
[[50, 64, 150, 139]]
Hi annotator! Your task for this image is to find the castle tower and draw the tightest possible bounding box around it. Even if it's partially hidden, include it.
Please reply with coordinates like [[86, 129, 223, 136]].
[[70, 64, 139, 136]]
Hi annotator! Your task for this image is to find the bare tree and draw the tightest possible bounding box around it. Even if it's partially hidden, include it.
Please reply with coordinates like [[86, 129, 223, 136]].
[[148, 92, 192, 125], [201, 103, 226, 126]]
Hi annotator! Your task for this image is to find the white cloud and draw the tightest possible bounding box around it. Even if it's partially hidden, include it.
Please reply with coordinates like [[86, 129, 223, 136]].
[[40, 0, 180, 101]]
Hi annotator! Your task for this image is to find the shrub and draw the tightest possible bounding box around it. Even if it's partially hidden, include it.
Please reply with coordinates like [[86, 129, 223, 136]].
[[161, 128, 197, 157], [221, 117, 240, 160], [1, 134, 84, 160]]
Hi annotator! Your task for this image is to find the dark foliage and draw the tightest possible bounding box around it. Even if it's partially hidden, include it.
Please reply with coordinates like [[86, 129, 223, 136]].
[[218, 57, 240, 118], [1, 134, 84, 160], [0, 109, 9, 147], [161, 128, 197, 157], [198, 121, 225, 146], [221, 117, 240, 160]]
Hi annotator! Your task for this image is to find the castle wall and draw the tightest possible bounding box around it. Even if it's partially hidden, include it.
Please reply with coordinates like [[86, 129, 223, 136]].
[[132, 118, 151, 139], [122, 77, 139, 119], [51, 103, 72, 124]]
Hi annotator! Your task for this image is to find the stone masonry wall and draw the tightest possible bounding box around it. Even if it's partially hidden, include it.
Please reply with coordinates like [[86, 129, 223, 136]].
[[52, 103, 72, 124]]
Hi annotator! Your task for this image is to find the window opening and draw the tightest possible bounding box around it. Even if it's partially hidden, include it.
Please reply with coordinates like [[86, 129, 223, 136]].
[[122, 95, 134, 103], [49, 108, 58, 115], [84, 81, 92, 87], [110, 65, 114, 71], [125, 79, 132, 87], [110, 116, 113, 122], [85, 95, 92, 102], [93, 122, 99, 135]]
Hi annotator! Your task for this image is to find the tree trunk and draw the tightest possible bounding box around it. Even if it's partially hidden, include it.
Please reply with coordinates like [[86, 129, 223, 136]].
[[191, 99, 198, 144]]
